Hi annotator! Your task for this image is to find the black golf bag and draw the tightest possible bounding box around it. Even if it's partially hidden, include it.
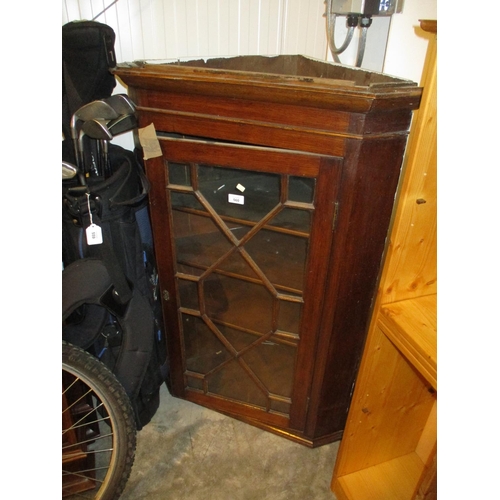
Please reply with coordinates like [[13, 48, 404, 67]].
[[62, 20, 117, 142], [62, 20, 168, 429]]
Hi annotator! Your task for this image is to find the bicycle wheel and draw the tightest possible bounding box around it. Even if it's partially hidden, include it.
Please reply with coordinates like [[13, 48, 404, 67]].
[[62, 341, 137, 499]]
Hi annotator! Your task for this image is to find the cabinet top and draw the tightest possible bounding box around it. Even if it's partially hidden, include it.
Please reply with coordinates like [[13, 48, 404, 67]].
[[420, 19, 437, 34], [114, 54, 422, 114]]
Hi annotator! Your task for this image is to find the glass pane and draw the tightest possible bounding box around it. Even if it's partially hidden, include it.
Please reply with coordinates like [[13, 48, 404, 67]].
[[267, 207, 311, 234], [177, 264, 204, 278], [207, 359, 268, 408], [197, 165, 280, 223], [214, 249, 261, 282], [173, 212, 233, 270], [243, 229, 308, 291], [178, 279, 199, 310], [171, 191, 205, 212], [288, 176, 315, 203], [186, 375, 204, 391], [277, 299, 302, 336], [219, 324, 261, 353], [204, 275, 274, 335], [226, 222, 251, 243], [241, 336, 296, 398], [168, 162, 191, 186], [201, 274, 230, 317], [183, 314, 232, 374]]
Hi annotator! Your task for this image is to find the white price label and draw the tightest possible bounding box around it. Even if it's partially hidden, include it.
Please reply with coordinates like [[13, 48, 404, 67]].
[[86, 223, 103, 245], [228, 194, 245, 205]]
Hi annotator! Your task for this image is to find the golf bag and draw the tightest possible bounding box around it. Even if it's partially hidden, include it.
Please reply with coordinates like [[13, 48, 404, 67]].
[[62, 21, 168, 429], [63, 20, 117, 142]]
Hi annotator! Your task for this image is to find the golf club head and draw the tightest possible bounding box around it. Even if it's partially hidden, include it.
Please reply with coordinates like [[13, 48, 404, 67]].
[[82, 119, 114, 141], [62, 161, 77, 180], [70, 100, 120, 140], [103, 94, 136, 115], [108, 113, 138, 136], [62, 161, 86, 186]]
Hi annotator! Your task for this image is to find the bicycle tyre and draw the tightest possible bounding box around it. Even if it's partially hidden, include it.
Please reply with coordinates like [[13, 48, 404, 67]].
[[62, 341, 136, 499]]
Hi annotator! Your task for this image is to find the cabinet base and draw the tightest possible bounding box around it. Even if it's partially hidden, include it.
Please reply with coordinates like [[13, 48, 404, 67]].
[[332, 452, 426, 500], [169, 388, 343, 448], [223, 412, 344, 449]]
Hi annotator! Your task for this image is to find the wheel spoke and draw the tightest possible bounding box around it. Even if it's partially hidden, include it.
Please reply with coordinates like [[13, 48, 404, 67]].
[[62, 431, 113, 451], [63, 465, 109, 478], [62, 401, 105, 436], [62, 412, 111, 436], [62, 342, 136, 499]]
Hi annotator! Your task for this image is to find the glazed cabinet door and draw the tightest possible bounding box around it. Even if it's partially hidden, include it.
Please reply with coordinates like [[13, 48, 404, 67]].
[[145, 137, 342, 433]]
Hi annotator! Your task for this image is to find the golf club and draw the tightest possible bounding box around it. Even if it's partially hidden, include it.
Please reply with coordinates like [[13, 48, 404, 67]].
[[62, 161, 86, 187], [107, 113, 138, 136], [102, 94, 136, 115], [81, 119, 114, 177], [70, 100, 120, 173]]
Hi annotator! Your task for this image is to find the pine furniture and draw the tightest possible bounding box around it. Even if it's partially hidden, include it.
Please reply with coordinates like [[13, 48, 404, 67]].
[[331, 19, 437, 498]]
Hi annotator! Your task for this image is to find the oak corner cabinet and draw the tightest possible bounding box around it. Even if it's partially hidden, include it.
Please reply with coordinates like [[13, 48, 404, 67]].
[[114, 55, 422, 447], [331, 20, 437, 499]]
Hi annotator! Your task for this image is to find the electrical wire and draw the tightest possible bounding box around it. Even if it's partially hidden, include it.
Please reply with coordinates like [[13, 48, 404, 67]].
[[92, 0, 121, 21], [355, 26, 368, 68], [324, 1, 373, 68], [355, 17, 372, 67], [325, 1, 356, 55]]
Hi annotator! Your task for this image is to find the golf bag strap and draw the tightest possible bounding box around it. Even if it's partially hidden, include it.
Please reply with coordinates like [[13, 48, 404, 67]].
[[62, 190, 134, 305], [62, 258, 154, 399], [86, 221, 134, 306]]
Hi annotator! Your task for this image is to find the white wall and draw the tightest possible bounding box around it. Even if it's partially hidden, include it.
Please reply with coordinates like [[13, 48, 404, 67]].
[[62, 0, 328, 63], [62, 0, 437, 85], [383, 0, 438, 83]]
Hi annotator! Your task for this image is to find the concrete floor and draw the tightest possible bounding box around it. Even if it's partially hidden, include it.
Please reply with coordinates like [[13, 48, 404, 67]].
[[121, 384, 340, 500]]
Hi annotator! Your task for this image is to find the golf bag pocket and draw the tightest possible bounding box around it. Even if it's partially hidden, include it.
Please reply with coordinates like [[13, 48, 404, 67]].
[[62, 144, 167, 429]]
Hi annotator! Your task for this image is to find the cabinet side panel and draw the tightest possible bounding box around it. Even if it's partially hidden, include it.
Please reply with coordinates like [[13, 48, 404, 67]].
[[334, 324, 435, 475], [289, 157, 344, 430], [307, 136, 408, 438], [379, 48, 437, 304]]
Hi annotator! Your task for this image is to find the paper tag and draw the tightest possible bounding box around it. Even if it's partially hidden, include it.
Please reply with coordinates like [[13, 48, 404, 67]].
[[228, 194, 244, 205], [86, 224, 103, 245], [138, 123, 163, 159]]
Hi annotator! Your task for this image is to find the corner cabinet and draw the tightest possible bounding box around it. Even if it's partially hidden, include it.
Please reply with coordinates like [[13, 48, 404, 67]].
[[114, 55, 422, 447], [331, 20, 437, 498]]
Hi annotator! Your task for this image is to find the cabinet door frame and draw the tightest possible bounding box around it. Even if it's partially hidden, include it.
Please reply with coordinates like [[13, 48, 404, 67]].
[[144, 136, 343, 432]]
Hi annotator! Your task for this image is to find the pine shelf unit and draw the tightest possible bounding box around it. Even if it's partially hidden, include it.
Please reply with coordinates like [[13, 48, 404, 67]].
[[331, 19, 437, 500]]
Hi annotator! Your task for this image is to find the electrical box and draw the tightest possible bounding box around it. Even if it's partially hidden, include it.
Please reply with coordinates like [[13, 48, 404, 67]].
[[329, 0, 404, 16]]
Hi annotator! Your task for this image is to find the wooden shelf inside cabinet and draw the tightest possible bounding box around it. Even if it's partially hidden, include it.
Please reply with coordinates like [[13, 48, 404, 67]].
[[379, 294, 437, 391], [331, 306, 437, 499], [335, 452, 428, 500]]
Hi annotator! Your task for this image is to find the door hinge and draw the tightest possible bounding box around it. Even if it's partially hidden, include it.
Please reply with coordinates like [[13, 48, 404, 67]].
[[162, 290, 170, 301], [332, 201, 340, 231]]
